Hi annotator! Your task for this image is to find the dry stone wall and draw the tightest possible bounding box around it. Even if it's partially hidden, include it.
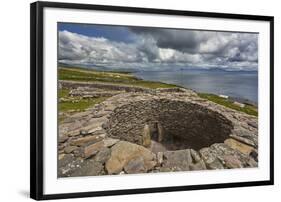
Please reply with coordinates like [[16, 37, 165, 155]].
[[106, 99, 233, 150]]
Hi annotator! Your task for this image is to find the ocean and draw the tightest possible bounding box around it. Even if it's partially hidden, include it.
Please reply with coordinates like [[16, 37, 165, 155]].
[[133, 69, 258, 103]]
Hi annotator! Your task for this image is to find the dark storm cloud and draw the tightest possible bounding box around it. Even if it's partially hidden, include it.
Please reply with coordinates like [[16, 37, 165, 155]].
[[129, 27, 202, 53]]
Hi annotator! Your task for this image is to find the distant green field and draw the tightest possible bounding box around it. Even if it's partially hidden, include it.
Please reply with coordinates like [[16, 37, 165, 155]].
[[198, 93, 258, 117], [59, 67, 178, 89]]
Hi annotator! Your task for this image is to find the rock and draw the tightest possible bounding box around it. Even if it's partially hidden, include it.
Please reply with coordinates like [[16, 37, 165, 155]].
[[79, 130, 88, 136], [157, 123, 164, 142], [190, 149, 201, 162], [224, 138, 255, 155], [69, 159, 104, 177], [124, 157, 146, 174], [88, 126, 105, 134], [59, 136, 68, 143], [58, 154, 65, 160], [206, 158, 225, 169], [105, 141, 155, 174], [142, 124, 151, 147], [67, 129, 81, 137], [149, 140, 167, 153], [58, 154, 74, 168], [247, 121, 258, 128], [145, 160, 157, 171], [103, 138, 119, 147], [94, 147, 111, 164], [73, 147, 84, 157], [71, 111, 91, 118], [247, 157, 258, 167], [82, 117, 108, 132], [92, 111, 110, 118], [230, 135, 256, 148], [249, 149, 258, 162], [190, 160, 206, 171], [157, 152, 164, 166], [84, 141, 105, 158], [159, 167, 172, 172], [200, 147, 217, 165], [223, 155, 243, 168], [64, 146, 78, 154], [71, 135, 103, 146], [162, 149, 192, 171]]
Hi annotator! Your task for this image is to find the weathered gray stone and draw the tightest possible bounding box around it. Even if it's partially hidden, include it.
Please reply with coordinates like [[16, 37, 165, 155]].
[[157, 152, 164, 166], [206, 158, 225, 169], [59, 136, 68, 143], [71, 135, 103, 146], [64, 146, 78, 154], [157, 123, 164, 142], [84, 141, 105, 158], [190, 160, 207, 171], [58, 154, 74, 168], [224, 138, 254, 155], [103, 138, 119, 147], [162, 149, 192, 171], [124, 157, 146, 174], [142, 124, 151, 147], [247, 121, 258, 128], [223, 155, 243, 168], [230, 135, 256, 148], [69, 159, 104, 177], [190, 149, 201, 162], [94, 147, 111, 164]]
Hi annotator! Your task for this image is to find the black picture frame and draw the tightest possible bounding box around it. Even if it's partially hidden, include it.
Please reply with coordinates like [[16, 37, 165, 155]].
[[30, 1, 274, 200]]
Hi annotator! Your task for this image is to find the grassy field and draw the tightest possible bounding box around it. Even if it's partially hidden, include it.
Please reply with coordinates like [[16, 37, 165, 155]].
[[59, 67, 178, 89], [198, 93, 258, 116]]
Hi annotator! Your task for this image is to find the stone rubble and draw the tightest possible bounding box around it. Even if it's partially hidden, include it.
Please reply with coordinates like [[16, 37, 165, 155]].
[[58, 85, 258, 177]]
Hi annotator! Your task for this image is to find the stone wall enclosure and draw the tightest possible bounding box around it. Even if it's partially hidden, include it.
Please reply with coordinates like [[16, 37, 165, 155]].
[[106, 99, 234, 151]]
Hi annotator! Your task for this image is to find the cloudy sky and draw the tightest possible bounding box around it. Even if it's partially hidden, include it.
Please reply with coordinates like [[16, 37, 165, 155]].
[[58, 23, 258, 71]]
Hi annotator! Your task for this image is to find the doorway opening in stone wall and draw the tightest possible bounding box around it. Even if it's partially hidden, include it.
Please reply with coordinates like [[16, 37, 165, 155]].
[[57, 22, 258, 177]]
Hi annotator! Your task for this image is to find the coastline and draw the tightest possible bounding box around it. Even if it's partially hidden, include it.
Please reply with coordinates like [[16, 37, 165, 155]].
[[58, 66, 258, 117]]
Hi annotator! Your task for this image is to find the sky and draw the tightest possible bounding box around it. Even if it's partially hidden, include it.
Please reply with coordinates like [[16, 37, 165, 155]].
[[58, 23, 258, 71]]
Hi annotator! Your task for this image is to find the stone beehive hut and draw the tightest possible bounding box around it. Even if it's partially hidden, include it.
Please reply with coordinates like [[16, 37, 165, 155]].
[[58, 88, 258, 177]]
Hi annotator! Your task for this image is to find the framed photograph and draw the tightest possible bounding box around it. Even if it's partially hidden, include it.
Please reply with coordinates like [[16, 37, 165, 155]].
[[30, 1, 274, 200]]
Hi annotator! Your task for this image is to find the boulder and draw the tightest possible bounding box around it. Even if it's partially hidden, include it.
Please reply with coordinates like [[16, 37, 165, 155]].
[[162, 149, 193, 171], [105, 141, 155, 174]]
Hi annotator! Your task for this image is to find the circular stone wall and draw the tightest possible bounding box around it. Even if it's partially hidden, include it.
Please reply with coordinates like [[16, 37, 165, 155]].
[[106, 99, 233, 151]]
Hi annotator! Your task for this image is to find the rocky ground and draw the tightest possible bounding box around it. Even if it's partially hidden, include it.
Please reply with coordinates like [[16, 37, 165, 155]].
[[58, 80, 258, 177]]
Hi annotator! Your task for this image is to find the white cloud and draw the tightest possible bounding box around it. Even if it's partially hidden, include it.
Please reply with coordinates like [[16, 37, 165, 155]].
[[59, 29, 258, 71]]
